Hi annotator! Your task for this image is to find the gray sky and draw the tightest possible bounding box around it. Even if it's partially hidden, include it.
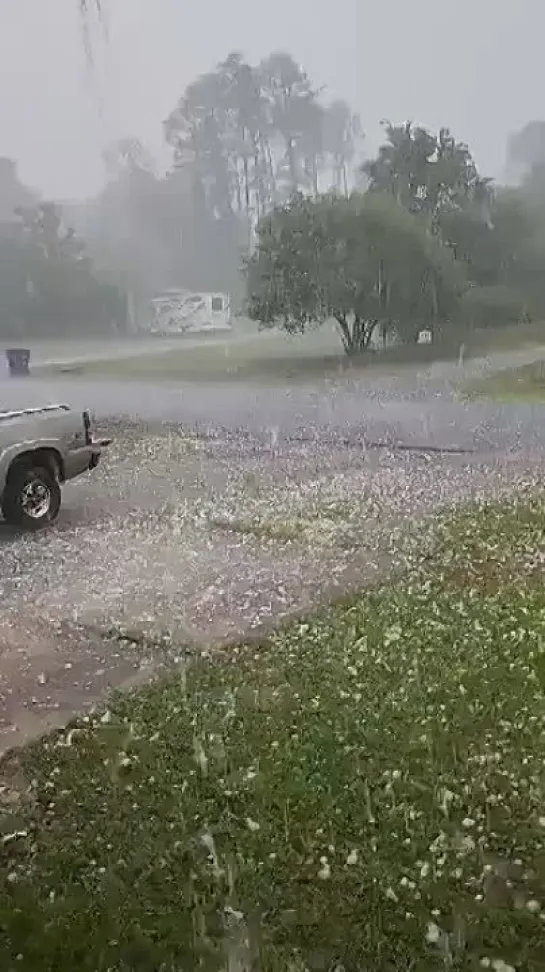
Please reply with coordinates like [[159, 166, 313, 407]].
[[0, 0, 542, 199]]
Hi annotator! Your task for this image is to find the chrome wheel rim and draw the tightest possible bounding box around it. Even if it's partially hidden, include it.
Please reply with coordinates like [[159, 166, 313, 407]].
[[20, 480, 51, 519]]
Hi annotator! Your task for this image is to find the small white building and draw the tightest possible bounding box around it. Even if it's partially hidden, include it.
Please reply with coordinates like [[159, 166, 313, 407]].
[[148, 289, 232, 335]]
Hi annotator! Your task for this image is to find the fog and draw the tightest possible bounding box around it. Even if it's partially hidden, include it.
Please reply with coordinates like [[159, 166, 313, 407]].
[[3, 5, 545, 966], [0, 0, 543, 197]]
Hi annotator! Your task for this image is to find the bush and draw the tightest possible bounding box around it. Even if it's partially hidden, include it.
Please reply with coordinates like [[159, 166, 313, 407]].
[[460, 284, 530, 330]]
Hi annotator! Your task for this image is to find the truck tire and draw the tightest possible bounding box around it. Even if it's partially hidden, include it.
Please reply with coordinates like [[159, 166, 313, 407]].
[[2, 463, 61, 529]]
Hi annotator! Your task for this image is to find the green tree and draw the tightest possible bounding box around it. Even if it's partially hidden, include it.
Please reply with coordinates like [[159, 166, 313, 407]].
[[440, 189, 534, 285], [363, 122, 491, 224], [439, 185, 545, 321], [84, 141, 182, 326], [16, 202, 86, 263], [165, 70, 235, 220], [217, 52, 271, 219], [323, 100, 363, 195], [166, 51, 330, 215], [164, 50, 362, 292], [246, 191, 464, 354], [507, 121, 545, 180], [259, 52, 323, 198], [459, 284, 530, 330], [0, 200, 123, 338]]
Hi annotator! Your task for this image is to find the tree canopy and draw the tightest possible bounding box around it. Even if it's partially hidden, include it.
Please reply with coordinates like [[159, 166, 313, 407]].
[[363, 122, 492, 224], [8, 20, 545, 342], [247, 191, 465, 353], [247, 118, 545, 354], [164, 51, 363, 223], [0, 200, 125, 338]]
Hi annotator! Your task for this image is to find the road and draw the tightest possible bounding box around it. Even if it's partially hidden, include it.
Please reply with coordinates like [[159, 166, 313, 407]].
[[1, 345, 545, 452], [1, 347, 544, 752]]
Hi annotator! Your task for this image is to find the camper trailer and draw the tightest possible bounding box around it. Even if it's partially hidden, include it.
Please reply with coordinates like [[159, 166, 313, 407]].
[[148, 290, 232, 335]]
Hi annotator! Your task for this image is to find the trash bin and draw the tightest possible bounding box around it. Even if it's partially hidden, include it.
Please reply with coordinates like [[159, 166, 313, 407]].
[[5, 348, 31, 377]]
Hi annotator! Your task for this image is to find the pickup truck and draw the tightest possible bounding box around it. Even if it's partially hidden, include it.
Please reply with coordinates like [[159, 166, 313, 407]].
[[0, 404, 111, 529]]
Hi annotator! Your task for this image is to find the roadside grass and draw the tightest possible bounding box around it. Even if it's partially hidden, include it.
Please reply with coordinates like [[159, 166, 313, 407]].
[[2, 495, 545, 970], [464, 360, 545, 402], [208, 513, 305, 543], [34, 321, 545, 385], [207, 497, 361, 545], [37, 344, 386, 385], [36, 329, 351, 384], [466, 320, 545, 353], [207, 501, 380, 548]]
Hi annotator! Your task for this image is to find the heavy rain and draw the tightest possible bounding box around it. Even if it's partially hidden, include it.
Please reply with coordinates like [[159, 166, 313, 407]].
[[1, 1, 545, 968]]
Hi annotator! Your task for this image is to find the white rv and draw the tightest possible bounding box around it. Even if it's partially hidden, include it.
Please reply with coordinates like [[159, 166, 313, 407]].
[[148, 289, 232, 335]]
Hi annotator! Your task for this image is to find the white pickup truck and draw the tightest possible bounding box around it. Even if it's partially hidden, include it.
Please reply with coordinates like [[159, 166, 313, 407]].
[[0, 404, 111, 529]]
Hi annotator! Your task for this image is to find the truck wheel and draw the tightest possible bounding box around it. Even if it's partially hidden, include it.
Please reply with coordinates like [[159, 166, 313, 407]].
[[2, 464, 61, 529]]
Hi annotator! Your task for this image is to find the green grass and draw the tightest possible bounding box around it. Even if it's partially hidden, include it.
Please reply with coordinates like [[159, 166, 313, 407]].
[[38, 342, 404, 384], [465, 360, 545, 402], [466, 320, 545, 353], [209, 513, 305, 542], [34, 322, 545, 385], [37, 330, 354, 384], [2, 496, 545, 970]]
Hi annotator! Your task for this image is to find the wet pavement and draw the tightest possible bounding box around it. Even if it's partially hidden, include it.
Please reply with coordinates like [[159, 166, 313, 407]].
[[1, 349, 545, 752], [1, 344, 545, 452]]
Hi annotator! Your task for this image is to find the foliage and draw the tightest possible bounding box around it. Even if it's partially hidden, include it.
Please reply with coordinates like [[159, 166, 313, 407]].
[[507, 120, 545, 178], [363, 121, 492, 224], [246, 190, 465, 353], [465, 359, 545, 402], [460, 284, 530, 330], [162, 49, 362, 296], [3, 495, 545, 969], [165, 51, 363, 223], [247, 117, 545, 352], [0, 200, 126, 338], [324, 99, 362, 196], [442, 188, 545, 318], [441, 192, 523, 281], [77, 55, 545, 329], [21, 23, 545, 338], [84, 142, 176, 322]]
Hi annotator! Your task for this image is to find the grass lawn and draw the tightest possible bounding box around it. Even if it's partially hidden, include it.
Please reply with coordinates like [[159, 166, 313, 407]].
[[35, 322, 545, 385], [37, 333, 411, 384], [36, 329, 351, 384], [2, 496, 545, 970], [465, 360, 545, 402]]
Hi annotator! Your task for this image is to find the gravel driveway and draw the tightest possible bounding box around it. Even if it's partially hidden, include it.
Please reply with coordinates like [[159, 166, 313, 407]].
[[1, 354, 544, 751]]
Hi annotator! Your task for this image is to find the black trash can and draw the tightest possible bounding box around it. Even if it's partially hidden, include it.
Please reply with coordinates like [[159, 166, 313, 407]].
[[5, 348, 31, 377]]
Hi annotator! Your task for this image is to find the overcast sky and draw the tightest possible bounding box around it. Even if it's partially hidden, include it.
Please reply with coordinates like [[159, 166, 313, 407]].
[[0, 0, 542, 199]]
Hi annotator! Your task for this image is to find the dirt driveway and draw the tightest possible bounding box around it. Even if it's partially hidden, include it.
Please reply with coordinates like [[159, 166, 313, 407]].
[[1, 405, 543, 753]]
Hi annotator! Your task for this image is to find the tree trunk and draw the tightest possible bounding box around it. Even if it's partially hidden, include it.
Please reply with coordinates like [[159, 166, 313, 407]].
[[252, 140, 263, 218], [334, 313, 352, 353], [341, 160, 348, 197], [263, 138, 276, 203], [241, 126, 251, 213], [286, 138, 298, 191], [234, 168, 242, 212], [312, 157, 319, 197], [335, 313, 378, 355]]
